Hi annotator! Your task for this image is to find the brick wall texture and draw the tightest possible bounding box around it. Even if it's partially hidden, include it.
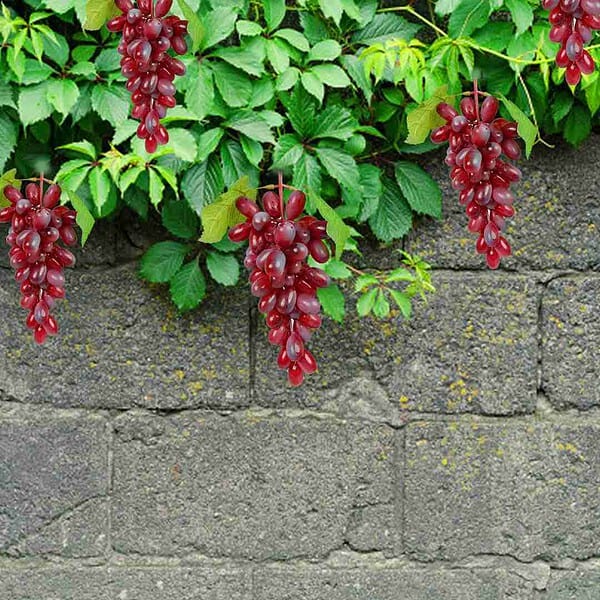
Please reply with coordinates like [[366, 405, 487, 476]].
[[0, 137, 599, 599]]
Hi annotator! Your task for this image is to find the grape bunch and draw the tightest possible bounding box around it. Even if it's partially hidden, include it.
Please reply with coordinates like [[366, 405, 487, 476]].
[[543, 0, 600, 85], [0, 180, 77, 344], [107, 0, 188, 153], [228, 186, 331, 386], [431, 92, 522, 269]]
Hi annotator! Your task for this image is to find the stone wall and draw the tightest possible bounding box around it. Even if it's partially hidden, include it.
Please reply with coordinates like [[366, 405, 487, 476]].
[[0, 136, 598, 599]]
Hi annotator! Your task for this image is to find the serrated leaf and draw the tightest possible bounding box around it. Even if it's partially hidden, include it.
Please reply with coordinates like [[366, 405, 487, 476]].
[[0, 115, 17, 173], [201, 7, 238, 50], [148, 168, 165, 207], [264, 0, 286, 31], [176, 0, 204, 52], [315, 146, 360, 190], [301, 71, 325, 103], [91, 85, 130, 127], [310, 105, 358, 141], [47, 79, 80, 119], [165, 129, 198, 162], [314, 195, 351, 259], [274, 29, 310, 52], [564, 104, 591, 147], [211, 61, 252, 108], [225, 111, 275, 144], [206, 252, 240, 286], [405, 85, 450, 145], [317, 284, 345, 323], [185, 62, 214, 120], [88, 167, 112, 213], [169, 259, 206, 311], [358, 163, 382, 222], [504, 0, 533, 36], [119, 165, 144, 193], [181, 156, 224, 215], [351, 13, 420, 45], [272, 134, 304, 169], [319, 0, 343, 25], [84, 0, 118, 30], [389, 289, 412, 319], [200, 176, 257, 243], [196, 127, 224, 163], [213, 39, 266, 78], [65, 188, 95, 246], [0, 81, 16, 109], [355, 274, 379, 292], [308, 40, 342, 62], [140, 241, 190, 283], [368, 176, 412, 242], [394, 161, 442, 219], [311, 64, 351, 88], [293, 151, 322, 206], [324, 259, 352, 279], [162, 199, 199, 239], [59, 140, 97, 160], [499, 94, 537, 157], [18, 83, 52, 127], [448, 0, 492, 37], [372, 289, 390, 319], [357, 287, 377, 316], [220, 140, 259, 187]]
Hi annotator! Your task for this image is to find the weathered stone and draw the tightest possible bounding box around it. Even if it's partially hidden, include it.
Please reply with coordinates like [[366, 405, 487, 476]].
[[0, 567, 252, 600], [542, 276, 600, 410], [254, 566, 534, 599], [0, 265, 249, 409], [544, 569, 600, 599], [254, 272, 538, 415], [405, 421, 600, 561], [0, 413, 108, 558], [111, 411, 396, 559], [407, 136, 600, 271]]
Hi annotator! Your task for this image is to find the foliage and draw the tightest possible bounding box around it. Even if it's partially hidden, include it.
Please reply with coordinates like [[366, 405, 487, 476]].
[[0, 0, 592, 318]]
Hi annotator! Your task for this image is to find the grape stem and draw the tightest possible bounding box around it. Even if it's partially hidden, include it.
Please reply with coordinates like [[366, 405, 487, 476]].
[[473, 79, 480, 121], [278, 171, 285, 218]]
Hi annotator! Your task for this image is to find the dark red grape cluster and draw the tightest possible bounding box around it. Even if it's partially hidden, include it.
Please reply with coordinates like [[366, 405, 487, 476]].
[[544, 0, 600, 85], [431, 93, 522, 269], [228, 187, 331, 386], [107, 0, 188, 153], [0, 181, 77, 344]]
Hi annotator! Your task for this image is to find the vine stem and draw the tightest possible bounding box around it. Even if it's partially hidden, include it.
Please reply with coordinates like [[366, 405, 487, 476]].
[[517, 73, 554, 149]]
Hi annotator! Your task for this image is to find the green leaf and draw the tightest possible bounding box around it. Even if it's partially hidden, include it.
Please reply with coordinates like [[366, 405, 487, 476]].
[[196, 127, 224, 163], [308, 40, 341, 62], [0, 114, 17, 173], [140, 241, 190, 283], [65, 188, 95, 246], [162, 199, 199, 239], [59, 140, 97, 160], [315, 146, 360, 190], [293, 151, 322, 205], [405, 85, 450, 145], [18, 83, 52, 127], [148, 168, 165, 207], [0, 81, 15, 109], [88, 167, 112, 214], [301, 71, 325, 103], [272, 134, 304, 169], [240, 135, 263, 166], [201, 7, 238, 50], [264, 0, 286, 31], [385, 268, 414, 283], [317, 284, 345, 323], [358, 163, 382, 222], [357, 288, 377, 317], [182, 156, 224, 215], [394, 161, 442, 219], [314, 195, 352, 259], [372, 289, 390, 319], [310, 105, 358, 141], [200, 176, 257, 243], [170, 259, 207, 311], [311, 64, 352, 88], [91, 85, 130, 127], [504, 0, 533, 36], [340, 54, 373, 103], [499, 94, 537, 158], [584, 76, 600, 116], [220, 140, 259, 187], [176, 0, 204, 52], [166, 129, 198, 162], [324, 259, 352, 279], [355, 274, 379, 292], [211, 61, 252, 108], [448, 0, 492, 37], [368, 176, 412, 242], [84, 0, 119, 30], [351, 13, 420, 45], [267, 39, 291, 74], [0, 169, 20, 208], [389, 289, 412, 319], [119, 165, 144, 193], [213, 39, 265, 78], [47, 79, 79, 119], [225, 111, 275, 144], [319, 0, 343, 25], [206, 252, 240, 286], [274, 28, 310, 52], [564, 104, 591, 147], [185, 62, 214, 119]]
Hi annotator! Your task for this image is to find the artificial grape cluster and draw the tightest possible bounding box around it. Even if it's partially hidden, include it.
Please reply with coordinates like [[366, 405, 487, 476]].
[[0, 181, 77, 344], [543, 0, 600, 85], [228, 187, 331, 386], [107, 0, 188, 153], [431, 92, 522, 269]]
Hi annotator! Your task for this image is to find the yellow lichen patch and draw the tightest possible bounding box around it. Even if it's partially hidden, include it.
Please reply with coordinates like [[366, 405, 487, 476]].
[[441, 457, 448, 467], [477, 435, 487, 445], [556, 441, 583, 459], [399, 395, 409, 406], [201, 367, 218, 380], [415, 439, 428, 447], [173, 369, 186, 381], [495, 448, 504, 458], [549, 315, 564, 329], [587, 222, 596, 232], [377, 450, 389, 461], [187, 381, 204, 393], [363, 339, 375, 355], [463, 323, 474, 339]]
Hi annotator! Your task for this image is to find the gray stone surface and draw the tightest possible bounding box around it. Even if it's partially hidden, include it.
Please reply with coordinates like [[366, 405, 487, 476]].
[[255, 272, 538, 416], [0, 567, 252, 599], [0, 412, 108, 558], [0, 265, 249, 409], [542, 276, 600, 410], [254, 566, 534, 599], [405, 421, 600, 562], [111, 411, 397, 559], [407, 136, 600, 271], [544, 569, 600, 599]]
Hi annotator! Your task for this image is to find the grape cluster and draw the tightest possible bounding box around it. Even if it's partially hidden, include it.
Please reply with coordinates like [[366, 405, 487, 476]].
[[431, 93, 522, 269], [228, 188, 330, 386], [0, 181, 77, 344], [543, 0, 600, 85], [107, 0, 188, 153]]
